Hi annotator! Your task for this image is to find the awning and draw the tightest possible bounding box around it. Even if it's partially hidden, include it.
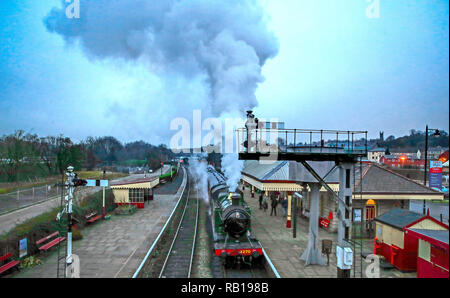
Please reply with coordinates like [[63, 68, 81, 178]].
[[110, 178, 159, 189]]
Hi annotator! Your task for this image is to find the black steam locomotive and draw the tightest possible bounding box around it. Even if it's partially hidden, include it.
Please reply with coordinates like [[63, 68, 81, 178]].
[[207, 165, 263, 267]]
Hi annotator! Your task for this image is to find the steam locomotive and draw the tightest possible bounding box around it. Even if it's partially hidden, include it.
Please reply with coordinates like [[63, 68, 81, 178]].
[[207, 165, 263, 268]]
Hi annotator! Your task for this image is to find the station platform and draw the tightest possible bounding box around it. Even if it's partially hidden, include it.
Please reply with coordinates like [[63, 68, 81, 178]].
[[11, 169, 187, 278], [242, 186, 415, 278]]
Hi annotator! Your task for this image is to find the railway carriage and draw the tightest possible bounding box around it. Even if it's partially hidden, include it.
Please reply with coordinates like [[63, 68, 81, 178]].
[[207, 165, 263, 268]]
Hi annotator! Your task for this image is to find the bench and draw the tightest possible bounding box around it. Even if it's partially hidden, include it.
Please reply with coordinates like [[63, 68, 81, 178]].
[[36, 231, 65, 252], [0, 253, 20, 275], [85, 212, 102, 224]]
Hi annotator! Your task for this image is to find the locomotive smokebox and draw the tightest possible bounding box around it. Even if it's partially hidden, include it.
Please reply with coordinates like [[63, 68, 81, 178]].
[[223, 193, 250, 238]]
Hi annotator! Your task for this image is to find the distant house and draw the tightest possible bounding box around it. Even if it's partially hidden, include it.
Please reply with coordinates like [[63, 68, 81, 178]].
[[368, 147, 386, 163], [380, 155, 425, 168], [374, 208, 448, 272], [439, 150, 449, 163]]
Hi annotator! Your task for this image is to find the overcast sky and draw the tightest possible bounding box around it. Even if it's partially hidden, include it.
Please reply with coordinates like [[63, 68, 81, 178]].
[[1, 0, 448, 144]]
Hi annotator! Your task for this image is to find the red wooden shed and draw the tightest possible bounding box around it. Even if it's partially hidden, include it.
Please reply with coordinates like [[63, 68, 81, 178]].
[[405, 228, 449, 278], [374, 208, 448, 271]]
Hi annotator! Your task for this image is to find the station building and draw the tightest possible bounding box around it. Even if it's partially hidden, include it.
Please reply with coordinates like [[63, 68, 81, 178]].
[[352, 163, 444, 237], [241, 161, 444, 235], [110, 177, 159, 209]]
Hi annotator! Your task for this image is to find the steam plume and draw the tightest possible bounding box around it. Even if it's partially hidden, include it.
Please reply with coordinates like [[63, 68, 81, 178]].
[[44, 0, 279, 192], [44, 0, 278, 117]]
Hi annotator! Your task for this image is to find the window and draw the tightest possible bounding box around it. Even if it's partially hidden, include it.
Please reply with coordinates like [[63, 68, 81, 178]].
[[129, 189, 144, 203]]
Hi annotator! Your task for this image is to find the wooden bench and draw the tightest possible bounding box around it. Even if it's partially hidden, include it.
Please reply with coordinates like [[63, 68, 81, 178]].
[[36, 232, 65, 252], [85, 212, 102, 224], [0, 253, 20, 275]]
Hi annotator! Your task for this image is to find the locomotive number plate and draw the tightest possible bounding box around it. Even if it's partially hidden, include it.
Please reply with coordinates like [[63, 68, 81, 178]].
[[239, 249, 252, 255]]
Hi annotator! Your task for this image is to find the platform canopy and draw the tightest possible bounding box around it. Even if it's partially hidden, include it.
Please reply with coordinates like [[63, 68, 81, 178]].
[[241, 160, 340, 192]]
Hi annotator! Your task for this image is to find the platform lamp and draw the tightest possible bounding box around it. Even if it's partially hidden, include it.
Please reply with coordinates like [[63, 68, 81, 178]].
[[423, 125, 441, 214]]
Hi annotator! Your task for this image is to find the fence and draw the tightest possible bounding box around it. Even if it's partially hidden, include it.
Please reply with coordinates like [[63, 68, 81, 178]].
[[0, 184, 63, 215]]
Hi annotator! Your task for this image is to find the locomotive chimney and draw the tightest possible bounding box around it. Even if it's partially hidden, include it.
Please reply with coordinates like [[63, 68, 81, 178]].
[[229, 193, 241, 206]]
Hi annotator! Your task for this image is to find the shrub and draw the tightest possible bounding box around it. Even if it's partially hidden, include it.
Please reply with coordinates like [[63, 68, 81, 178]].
[[72, 228, 83, 241], [114, 204, 137, 215], [19, 256, 43, 269]]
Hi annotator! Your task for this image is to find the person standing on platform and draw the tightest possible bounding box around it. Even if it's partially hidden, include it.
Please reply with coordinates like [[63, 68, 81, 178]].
[[282, 197, 288, 217], [262, 195, 268, 212], [270, 193, 278, 216], [259, 193, 263, 209]]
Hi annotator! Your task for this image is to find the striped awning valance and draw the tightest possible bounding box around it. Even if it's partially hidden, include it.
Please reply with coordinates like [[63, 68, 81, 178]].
[[110, 178, 159, 189]]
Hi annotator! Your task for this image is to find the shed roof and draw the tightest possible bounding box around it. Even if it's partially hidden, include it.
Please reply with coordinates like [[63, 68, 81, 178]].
[[408, 229, 449, 246], [375, 208, 424, 229]]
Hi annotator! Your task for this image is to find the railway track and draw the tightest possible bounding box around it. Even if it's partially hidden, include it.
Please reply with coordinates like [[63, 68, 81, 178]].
[[159, 180, 199, 278]]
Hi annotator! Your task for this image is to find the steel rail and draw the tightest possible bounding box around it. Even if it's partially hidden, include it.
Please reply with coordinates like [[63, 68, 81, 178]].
[[132, 166, 187, 278], [159, 179, 191, 278], [187, 186, 200, 278], [221, 242, 281, 278], [260, 243, 281, 278]]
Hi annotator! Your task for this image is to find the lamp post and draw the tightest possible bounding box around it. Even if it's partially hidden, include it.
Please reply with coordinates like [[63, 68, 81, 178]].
[[423, 125, 441, 214]]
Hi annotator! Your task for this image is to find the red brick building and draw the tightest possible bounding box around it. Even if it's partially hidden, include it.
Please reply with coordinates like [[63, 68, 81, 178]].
[[380, 155, 425, 168]]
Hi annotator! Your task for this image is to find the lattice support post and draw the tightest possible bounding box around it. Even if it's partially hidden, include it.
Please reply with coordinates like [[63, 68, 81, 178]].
[[337, 163, 353, 278], [300, 183, 326, 266]]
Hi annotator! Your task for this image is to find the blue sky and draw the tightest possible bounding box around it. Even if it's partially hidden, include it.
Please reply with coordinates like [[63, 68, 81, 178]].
[[0, 0, 448, 144]]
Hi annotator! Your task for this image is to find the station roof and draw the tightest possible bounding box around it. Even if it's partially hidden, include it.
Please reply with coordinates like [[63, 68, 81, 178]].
[[354, 163, 443, 196], [407, 229, 449, 250], [242, 160, 339, 183]]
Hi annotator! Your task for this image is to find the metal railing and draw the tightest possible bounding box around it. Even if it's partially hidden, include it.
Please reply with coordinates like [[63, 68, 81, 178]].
[[0, 184, 63, 215], [236, 128, 368, 156]]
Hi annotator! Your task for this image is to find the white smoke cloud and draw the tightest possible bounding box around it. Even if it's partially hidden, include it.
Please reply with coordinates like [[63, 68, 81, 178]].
[[44, 0, 278, 194], [188, 155, 209, 202], [221, 153, 244, 192], [44, 0, 278, 117]]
